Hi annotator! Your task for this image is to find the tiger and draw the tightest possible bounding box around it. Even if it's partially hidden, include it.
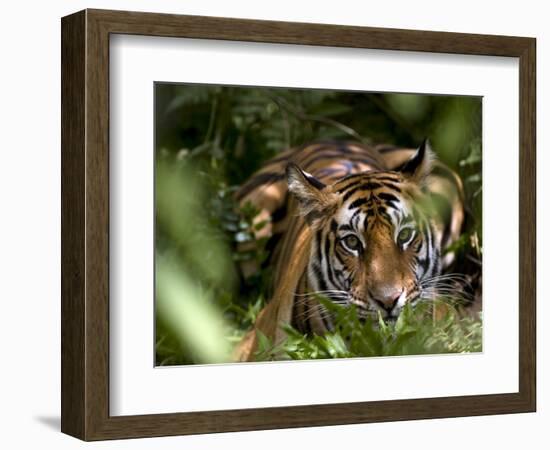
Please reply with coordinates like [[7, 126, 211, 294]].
[[234, 139, 465, 362]]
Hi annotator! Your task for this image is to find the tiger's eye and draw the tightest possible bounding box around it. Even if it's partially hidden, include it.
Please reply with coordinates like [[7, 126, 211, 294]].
[[397, 228, 414, 245], [343, 234, 361, 251]]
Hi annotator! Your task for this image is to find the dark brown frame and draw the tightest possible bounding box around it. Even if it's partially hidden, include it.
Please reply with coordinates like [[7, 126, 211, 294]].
[[61, 8, 536, 441]]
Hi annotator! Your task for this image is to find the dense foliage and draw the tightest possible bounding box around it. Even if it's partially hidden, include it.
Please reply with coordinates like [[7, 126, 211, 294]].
[[154, 84, 482, 365]]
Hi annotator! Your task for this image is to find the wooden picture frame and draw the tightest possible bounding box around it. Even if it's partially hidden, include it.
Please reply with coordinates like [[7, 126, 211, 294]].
[[61, 8, 536, 441]]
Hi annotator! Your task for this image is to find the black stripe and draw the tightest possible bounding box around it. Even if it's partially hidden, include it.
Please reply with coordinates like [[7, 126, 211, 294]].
[[334, 268, 344, 281], [418, 255, 430, 275], [341, 183, 382, 202], [263, 232, 282, 268], [377, 192, 399, 203], [303, 298, 312, 335], [312, 263, 327, 291], [382, 200, 399, 210], [304, 152, 380, 168], [315, 230, 323, 263], [337, 144, 355, 155], [371, 176, 402, 183], [314, 167, 346, 178], [272, 199, 287, 222], [303, 172, 326, 190], [350, 208, 362, 224], [349, 198, 368, 209], [416, 223, 430, 276], [424, 220, 434, 276], [323, 232, 339, 288], [378, 208, 392, 223], [352, 210, 362, 229], [376, 145, 402, 153], [335, 176, 365, 192], [339, 173, 365, 183], [236, 172, 283, 199], [376, 182, 402, 192]]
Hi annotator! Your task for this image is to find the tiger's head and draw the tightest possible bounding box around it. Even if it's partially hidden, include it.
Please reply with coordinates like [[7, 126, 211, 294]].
[[286, 140, 441, 320]]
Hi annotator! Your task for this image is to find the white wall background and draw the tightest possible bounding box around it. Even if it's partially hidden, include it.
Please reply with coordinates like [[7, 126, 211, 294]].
[[0, 1, 545, 448]]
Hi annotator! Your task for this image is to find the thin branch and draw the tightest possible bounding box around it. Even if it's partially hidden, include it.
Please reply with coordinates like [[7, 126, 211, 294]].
[[266, 93, 367, 144]]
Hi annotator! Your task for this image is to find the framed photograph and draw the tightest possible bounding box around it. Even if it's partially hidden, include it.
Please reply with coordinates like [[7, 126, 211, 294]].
[[61, 9, 536, 440]]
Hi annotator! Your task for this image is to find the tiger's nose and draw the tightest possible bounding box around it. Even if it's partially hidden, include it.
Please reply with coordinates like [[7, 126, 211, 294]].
[[369, 288, 403, 312]]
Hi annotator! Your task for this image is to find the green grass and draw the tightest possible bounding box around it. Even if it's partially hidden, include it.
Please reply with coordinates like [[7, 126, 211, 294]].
[[254, 299, 482, 362]]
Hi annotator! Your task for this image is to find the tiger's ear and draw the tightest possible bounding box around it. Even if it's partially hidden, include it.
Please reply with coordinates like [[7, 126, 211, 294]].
[[397, 138, 434, 185], [286, 163, 337, 225]]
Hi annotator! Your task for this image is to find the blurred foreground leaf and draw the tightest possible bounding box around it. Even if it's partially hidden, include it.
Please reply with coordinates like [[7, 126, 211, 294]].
[[156, 257, 232, 364], [156, 160, 236, 288]]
